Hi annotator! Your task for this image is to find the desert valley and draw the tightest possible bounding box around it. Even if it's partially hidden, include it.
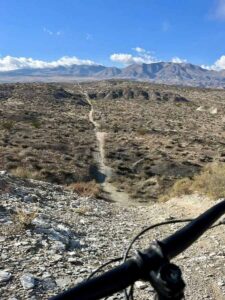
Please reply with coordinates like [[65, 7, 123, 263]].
[[1, 79, 225, 299]]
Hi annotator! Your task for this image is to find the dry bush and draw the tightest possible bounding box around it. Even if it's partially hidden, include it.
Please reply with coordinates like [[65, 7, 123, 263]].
[[191, 163, 225, 199], [160, 163, 225, 201], [1, 120, 14, 130], [31, 120, 41, 129], [159, 178, 192, 202], [10, 167, 43, 180], [1, 208, 38, 236], [136, 127, 149, 135], [12, 208, 38, 229], [68, 181, 100, 197], [74, 206, 91, 215]]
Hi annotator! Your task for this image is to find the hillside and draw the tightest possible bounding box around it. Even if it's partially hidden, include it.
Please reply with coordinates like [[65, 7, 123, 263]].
[[0, 172, 225, 299], [1, 81, 225, 299], [79, 80, 225, 203], [0, 83, 97, 185], [0, 81, 225, 204]]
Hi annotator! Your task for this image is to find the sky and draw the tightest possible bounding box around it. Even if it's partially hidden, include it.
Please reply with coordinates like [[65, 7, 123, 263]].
[[1, 0, 225, 71]]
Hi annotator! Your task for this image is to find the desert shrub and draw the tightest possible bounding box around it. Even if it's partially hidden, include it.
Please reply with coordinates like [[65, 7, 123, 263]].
[[12, 208, 38, 229], [31, 120, 41, 129], [74, 206, 91, 215], [160, 163, 225, 201], [1, 120, 14, 130], [50, 143, 68, 152], [10, 167, 43, 180], [5, 162, 18, 170], [67, 180, 100, 197], [1, 208, 38, 236], [112, 124, 120, 133], [35, 143, 68, 152], [136, 127, 149, 135], [191, 163, 225, 199], [159, 178, 192, 202]]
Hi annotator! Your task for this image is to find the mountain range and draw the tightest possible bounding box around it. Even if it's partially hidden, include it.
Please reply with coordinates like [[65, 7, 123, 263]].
[[1, 62, 225, 88]]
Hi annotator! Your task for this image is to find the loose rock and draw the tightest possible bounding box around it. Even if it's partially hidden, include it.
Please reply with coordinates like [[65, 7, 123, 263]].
[[20, 273, 36, 289], [0, 270, 12, 282]]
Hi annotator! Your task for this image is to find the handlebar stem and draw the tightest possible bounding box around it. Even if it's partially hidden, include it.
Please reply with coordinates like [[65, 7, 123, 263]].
[[138, 241, 185, 299]]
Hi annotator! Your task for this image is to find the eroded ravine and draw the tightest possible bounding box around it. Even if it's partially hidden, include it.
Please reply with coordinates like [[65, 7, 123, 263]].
[[78, 84, 132, 206]]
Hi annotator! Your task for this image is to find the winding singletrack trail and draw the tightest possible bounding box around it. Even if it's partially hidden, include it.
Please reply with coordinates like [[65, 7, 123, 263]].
[[77, 83, 133, 206]]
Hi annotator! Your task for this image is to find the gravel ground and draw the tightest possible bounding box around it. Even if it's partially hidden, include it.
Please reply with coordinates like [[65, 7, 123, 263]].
[[0, 172, 225, 299]]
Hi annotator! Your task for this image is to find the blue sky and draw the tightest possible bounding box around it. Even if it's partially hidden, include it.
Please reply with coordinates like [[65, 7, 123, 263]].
[[1, 0, 225, 70]]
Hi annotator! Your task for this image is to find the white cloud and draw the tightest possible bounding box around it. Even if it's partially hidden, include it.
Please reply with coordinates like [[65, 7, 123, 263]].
[[0, 56, 96, 71], [213, 0, 225, 20], [214, 55, 225, 69], [133, 47, 145, 53], [171, 57, 188, 63], [43, 27, 63, 36], [43, 27, 53, 35], [110, 53, 146, 64], [202, 55, 225, 70], [110, 48, 190, 66], [110, 47, 158, 65]]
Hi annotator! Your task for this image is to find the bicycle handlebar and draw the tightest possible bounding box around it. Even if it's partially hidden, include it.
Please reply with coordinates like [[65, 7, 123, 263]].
[[161, 199, 225, 259], [51, 199, 225, 300]]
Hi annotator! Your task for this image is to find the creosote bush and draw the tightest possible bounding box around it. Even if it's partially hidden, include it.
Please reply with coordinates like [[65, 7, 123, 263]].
[[67, 181, 100, 198], [160, 163, 225, 201]]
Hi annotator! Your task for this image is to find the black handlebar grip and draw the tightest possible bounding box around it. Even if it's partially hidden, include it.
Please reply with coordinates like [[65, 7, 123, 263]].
[[161, 199, 225, 259], [51, 199, 225, 300], [50, 258, 141, 300]]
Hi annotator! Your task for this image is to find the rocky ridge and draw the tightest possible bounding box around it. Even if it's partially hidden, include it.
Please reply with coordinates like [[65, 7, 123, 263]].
[[1, 171, 225, 299], [1, 62, 225, 89]]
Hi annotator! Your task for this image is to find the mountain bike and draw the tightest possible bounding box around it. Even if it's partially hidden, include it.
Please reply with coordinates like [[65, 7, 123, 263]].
[[51, 199, 225, 300]]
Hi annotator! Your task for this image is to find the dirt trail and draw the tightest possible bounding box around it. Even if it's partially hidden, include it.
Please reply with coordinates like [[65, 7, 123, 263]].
[[77, 84, 133, 206]]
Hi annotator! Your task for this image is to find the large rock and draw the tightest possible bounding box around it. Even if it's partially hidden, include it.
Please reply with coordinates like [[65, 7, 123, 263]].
[[0, 270, 12, 282], [20, 273, 36, 289]]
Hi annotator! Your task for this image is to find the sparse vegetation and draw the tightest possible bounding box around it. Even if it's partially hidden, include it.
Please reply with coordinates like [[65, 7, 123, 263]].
[[191, 163, 225, 199], [88, 80, 225, 202], [11, 167, 43, 180], [74, 206, 91, 215], [1, 81, 225, 203], [161, 163, 225, 201], [0, 83, 96, 184], [136, 127, 149, 135], [1, 120, 14, 130], [67, 181, 100, 197], [160, 178, 193, 202], [31, 119, 41, 129], [0, 207, 38, 236], [12, 208, 38, 229]]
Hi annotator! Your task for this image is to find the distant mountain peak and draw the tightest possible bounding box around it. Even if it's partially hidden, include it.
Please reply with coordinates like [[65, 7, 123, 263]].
[[0, 62, 224, 88]]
